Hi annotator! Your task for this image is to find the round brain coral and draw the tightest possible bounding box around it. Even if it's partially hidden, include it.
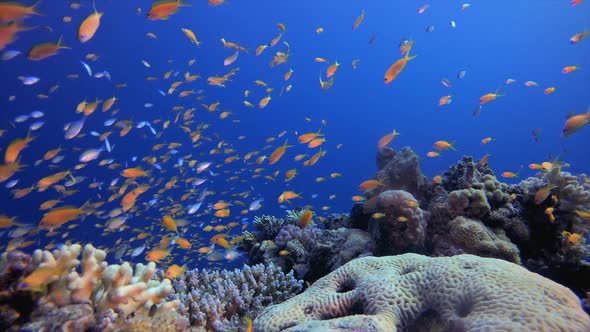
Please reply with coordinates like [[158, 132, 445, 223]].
[[254, 254, 590, 332]]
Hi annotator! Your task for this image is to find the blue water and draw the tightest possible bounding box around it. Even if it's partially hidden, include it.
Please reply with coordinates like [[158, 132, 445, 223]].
[[0, 0, 589, 269]]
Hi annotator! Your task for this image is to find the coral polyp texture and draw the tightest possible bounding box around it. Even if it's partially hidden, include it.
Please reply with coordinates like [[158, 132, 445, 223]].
[[0, 244, 183, 331], [167, 262, 303, 331], [254, 254, 590, 332]]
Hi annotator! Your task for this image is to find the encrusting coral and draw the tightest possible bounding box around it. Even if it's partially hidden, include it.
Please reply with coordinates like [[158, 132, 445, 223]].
[[254, 254, 590, 332], [0, 243, 182, 331]]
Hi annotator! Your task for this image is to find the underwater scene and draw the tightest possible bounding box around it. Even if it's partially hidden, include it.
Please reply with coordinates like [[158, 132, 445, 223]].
[[1, 0, 590, 331]]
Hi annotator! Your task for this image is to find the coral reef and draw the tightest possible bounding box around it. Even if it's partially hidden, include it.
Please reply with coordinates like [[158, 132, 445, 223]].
[[167, 262, 303, 331], [373, 147, 428, 199], [368, 190, 427, 255], [0, 244, 183, 331], [242, 210, 373, 283], [254, 254, 590, 332]]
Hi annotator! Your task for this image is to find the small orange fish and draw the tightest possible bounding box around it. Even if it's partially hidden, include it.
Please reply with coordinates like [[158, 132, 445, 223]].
[[480, 137, 494, 145], [28, 35, 70, 61], [161, 215, 178, 232], [570, 30, 589, 44], [432, 175, 442, 184], [426, 151, 439, 158], [298, 210, 313, 228], [384, 44, 416, 84], [358, 179, 383, 191], [148, 0, 189, 20], [543, 87, 555, 94], [479, 88, 503, 104], [268, 140, 292, 165], [561, 65, 579, 74], [352, 10, 365, 30], [326, 61, 339, 78], [258, 95, 271, 109], [377, 129, 400, 148], [501, 171, 519, 178], [145, 248, 170, 262], [433, 140, 456, 151], [277, 191, 301, 203], [4, 133, 35, 164], [544, 207, 555, 223], [120, 167, 149, 178], [78, 1, 103, 43], [165, 264, 186, 278], [562, 109, 590, 136], [0, 1, 41, 22]]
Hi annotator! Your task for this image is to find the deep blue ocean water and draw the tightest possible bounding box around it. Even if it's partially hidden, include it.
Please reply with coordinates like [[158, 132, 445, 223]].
[[0, 0, 589, 269]]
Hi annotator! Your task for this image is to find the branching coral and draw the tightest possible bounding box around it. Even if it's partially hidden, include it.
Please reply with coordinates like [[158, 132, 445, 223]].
[[167, 263, 303, 331], [254, 254, 590, 332], [0, 244, 182, 331]]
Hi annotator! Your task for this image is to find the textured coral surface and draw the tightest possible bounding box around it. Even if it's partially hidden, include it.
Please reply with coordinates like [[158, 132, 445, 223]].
[[254, 254, 590, 332]]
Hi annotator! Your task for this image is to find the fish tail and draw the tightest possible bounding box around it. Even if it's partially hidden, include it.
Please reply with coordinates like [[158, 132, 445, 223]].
[[450, 140, 457, 151], [29, 0, 43, 16]]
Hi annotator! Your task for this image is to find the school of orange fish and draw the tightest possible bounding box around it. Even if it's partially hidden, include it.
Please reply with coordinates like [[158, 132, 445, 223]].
[[0, 0, 589, 272]]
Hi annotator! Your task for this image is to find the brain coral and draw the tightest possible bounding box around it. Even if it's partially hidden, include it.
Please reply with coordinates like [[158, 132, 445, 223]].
[[254, 254, 590, 332]]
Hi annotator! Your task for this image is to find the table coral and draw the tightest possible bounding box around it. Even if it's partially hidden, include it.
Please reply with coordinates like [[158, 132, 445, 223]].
[[254, 254, 590, 332]]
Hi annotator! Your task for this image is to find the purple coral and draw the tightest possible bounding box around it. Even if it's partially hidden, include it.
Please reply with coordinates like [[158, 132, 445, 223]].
[[168, 263, 303, 331]]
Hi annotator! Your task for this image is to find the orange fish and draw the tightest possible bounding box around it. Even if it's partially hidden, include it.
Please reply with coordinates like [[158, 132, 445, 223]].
[[352, 10, 365, 30], [479, 88, 503, 104], [561, 65, 579, 74], [570, 30, 589, 44], [0, 162, 25, 183], [268, 140, 292, 165], [277, 191, 301, 203], [0, 1, 41, 22], [175, 237, 191, 249], [358, 179, 383, 191], [120, 167, 149, 178], [501, 171, 519, 178], [543, 87, 555, 95], [298, 128, 323, 144], [437, 92, 452, 104], [4, 133, 34, 164], [0, 21, 32, 50], [40, 203, 92, 229], [28, 35, 69, 60], [562, 109, 590, 136], [326, 61, 339, 78], [377, 129, 400, 148], [148, 0, 189, 20], [161, 215, 178, 233], [534, 185, 557, 205], [17, 266, 62, 292], [145, 248, 170, 262], [298, 210, 313, 228], [426, 151, 439, 158], [165, 264, 186, 278], [384, 44, 416, 84], [214, 209, 230, 217], [478, 153, 491, 167], [78, 1, 103, 43], [258, 95, 271, 109], [307, 137, 325, 148], [480, 137, 494, 145], [433, 140, 456, 151]]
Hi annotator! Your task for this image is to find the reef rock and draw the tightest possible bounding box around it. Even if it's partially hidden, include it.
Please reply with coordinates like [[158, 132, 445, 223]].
[[369, 190, 427, 255], [374, 147, 428, 199], [254, 254, 590, 332]]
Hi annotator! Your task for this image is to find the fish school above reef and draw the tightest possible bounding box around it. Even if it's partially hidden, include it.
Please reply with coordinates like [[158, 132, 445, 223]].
[[1, 147, 590, 331]]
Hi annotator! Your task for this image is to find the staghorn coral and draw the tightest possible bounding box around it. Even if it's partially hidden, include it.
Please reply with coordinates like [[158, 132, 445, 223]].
[[0, 244, 182, 331], [369, 190, 427, 255], [254, 254, 590, 332], [168, 262, 303, 331]]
